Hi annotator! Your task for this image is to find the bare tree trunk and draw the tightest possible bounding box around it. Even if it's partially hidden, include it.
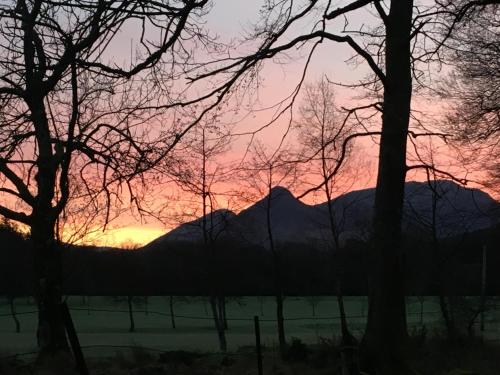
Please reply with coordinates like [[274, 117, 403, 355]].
[[271, 245, 287, 356], [210, 296, 227, 351], [127, 296, 135, 332], [336, 283, 360, 375], [8, 296, 20, 333], [480, 245, 487, 334], [207, 258, 227, 350], [324, 181, 358, 374], [337, 289, 349, 339], [419, 298, 424, 326], [32, 222, 69, 357], [428, 177, 457, 342], [276, 291, 286, 356], [169, 296, 176, 329], [361, 2, 413, 374], [272, 251, 286, 357], [200, 127, 227, 352], [265, 177, 287, 357], [203, 297, 208, 315], [439, 295, 455, 340], [220, 296, 228, 330]]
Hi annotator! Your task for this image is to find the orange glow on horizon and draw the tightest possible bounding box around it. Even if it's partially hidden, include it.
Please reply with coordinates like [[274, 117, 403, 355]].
[[71, 226, 168, 248]]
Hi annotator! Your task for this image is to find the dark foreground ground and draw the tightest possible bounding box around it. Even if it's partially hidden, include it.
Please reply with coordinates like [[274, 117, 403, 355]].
[[2, 334, 500, 375]]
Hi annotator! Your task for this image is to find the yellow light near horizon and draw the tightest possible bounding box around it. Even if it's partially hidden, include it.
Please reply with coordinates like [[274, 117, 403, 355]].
[[75, 226, 167, 248]]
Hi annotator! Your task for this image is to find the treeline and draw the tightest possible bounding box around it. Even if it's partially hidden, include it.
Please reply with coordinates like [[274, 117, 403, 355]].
[[1, 225, 499, 297]]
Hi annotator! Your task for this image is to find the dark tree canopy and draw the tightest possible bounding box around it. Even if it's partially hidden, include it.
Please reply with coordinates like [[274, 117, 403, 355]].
[[0, 0, 212, 358], [444, 4, 499, 138]]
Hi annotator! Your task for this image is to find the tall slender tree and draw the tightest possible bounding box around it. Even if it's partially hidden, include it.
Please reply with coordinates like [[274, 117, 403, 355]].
[[0, 0, 210, 358], [440, 2, 500, 191], [183, 1, 494, 372], [166, 118, 234, 351], [243, 143, 299, 357], [295, 79, 362, 374]]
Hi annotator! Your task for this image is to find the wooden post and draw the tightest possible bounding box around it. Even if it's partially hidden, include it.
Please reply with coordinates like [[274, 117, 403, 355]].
[[480, 245, 487, 333], [8, 296, 20, 333], [169, 296, 176, 329], [254, 316, 263, 375], [61, 302, 89, 375], [127, 295, 135, 332]]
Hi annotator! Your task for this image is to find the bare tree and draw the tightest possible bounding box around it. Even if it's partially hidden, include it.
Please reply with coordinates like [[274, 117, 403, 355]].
[[0, 0, 211, 357], [407, 138, 497, 341], [180, 1, 500, 372], [305, 295, 322, 317], [439, 2, 500, 192], [169, 295, 176, 329], [295, 79, 361, 374], [242, 143, 299, 358], [166, 118, 234, 351], [7, 295, 20, 333]]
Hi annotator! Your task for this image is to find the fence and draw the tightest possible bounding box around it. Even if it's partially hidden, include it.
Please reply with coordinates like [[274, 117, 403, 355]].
[[1, 296, 499, 365]]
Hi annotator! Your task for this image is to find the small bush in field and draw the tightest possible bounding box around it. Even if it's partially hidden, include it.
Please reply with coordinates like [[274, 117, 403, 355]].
[[158, 350, 203, 366], [284, 338, 309, 362], [220, 355, 235, 367], [409, 324, 428, 348], [130, 345, 154, 365], [309, 337, 340, 369]]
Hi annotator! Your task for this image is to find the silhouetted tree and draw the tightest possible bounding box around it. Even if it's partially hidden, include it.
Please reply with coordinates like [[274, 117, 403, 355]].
[[166, 118, 234, 351], [243, 143, 299, 357], [295, 78, 361, 374], [184, 1, 495, 372], [127, 295, 135, 333], [169, 296, 176, 329], [440, 2, 500, 192], [0, 0, 211, 358], [7, 295, 20, 333]]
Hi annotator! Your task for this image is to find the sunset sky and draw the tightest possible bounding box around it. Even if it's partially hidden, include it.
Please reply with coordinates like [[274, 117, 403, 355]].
[[1, 1, 490, 248], [69, 0, 492, 248]]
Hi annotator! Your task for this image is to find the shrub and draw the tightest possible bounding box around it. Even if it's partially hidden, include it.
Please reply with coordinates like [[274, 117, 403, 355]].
[[284, 338, 309, 362], [158, 350, 203, 366]]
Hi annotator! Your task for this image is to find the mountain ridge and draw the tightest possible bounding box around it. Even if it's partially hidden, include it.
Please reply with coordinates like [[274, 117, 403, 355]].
[[143, 180, 499, 250]]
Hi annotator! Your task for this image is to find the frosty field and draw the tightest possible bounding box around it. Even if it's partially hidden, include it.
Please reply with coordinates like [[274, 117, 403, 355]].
[[0, 296, 461, 358]]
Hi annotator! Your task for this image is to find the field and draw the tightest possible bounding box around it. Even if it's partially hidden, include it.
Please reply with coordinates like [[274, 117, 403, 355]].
[[0, 296, 489, 359]]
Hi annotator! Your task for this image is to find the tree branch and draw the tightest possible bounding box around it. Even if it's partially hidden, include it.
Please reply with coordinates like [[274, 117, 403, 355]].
[[0, 204, 31, 225], [297, 131, 381, 199], [406, 164, 468, 185], [325, 0, 374, 20], [0, 160, 35, 206]]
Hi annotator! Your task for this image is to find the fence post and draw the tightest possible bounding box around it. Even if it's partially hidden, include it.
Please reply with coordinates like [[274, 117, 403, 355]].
[[254, 315, 263, 375], [61, 302, 89, 375], [480, 245, 487, 333]]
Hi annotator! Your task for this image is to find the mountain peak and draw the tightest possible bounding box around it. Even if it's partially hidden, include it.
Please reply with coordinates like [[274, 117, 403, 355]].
[[269, 186, 294, 199], [144, 208, 236, 247], [144, 180, 499, 250]]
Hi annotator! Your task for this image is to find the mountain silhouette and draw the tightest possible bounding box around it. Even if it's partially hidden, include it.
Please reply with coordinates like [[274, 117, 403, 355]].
[[146, 209, 236, 246], [143, 180, 499, 250]]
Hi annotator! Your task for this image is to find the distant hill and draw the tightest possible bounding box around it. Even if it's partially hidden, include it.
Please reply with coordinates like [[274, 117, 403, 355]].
[[228, 186, 319, 247], [1, 180, 498, 296], [402, 180, 498, 236], [144, 180, 500, 251], [147, 209, 236, 245]]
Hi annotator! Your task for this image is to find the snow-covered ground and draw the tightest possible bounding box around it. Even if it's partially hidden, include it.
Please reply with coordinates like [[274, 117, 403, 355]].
[[0, 296, 455, 358]]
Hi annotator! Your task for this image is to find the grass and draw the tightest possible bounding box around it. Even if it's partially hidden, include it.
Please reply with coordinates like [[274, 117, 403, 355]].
[[3, 335, 500, 375], [0, 296, 452, 355], [2, 296, 500, 374]]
